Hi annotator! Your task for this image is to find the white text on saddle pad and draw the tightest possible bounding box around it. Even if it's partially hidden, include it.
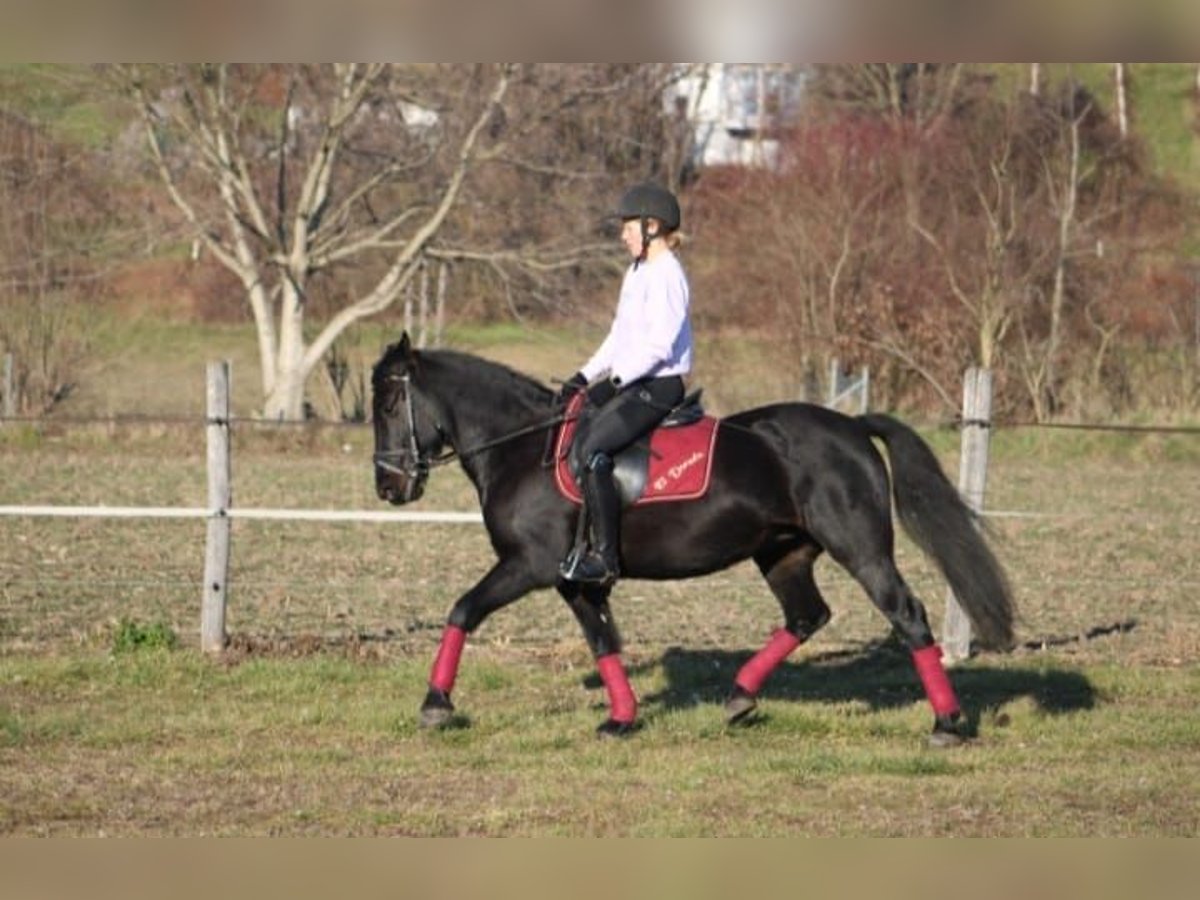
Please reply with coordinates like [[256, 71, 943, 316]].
[[654, 450, 707, 491]]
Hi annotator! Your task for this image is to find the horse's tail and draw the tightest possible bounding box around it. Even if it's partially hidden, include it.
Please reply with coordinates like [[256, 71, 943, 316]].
[[859, 413, 1016, 651]]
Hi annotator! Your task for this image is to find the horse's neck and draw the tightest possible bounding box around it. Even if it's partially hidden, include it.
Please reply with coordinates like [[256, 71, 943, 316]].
[[427, 355, 548, 449]]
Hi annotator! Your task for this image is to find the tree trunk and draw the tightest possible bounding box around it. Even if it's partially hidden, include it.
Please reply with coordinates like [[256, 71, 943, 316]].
[[1044, 106, 1083, 416], [263, 283, 308, 420], [1114, 63, 1129, 138], [1195, 65, 1200, 122]]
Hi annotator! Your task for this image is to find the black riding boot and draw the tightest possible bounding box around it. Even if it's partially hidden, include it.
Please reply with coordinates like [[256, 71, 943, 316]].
[[560, 453, 620, 585]]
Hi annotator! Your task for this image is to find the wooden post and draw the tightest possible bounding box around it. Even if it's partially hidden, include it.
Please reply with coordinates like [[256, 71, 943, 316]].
[[859, 365, 870, 414], [201, 361, 231, 654], [943, 367, 993, 662], [2, 353, 14, 418]]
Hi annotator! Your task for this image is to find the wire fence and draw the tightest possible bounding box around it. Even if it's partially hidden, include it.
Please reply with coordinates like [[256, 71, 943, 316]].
[[2, 406, 1198, 665]]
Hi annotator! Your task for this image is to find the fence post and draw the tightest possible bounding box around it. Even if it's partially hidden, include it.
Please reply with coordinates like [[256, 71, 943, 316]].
[[943, 367, 993, 662], [2, 352, 14, 418], [201, 361, 231, 654]]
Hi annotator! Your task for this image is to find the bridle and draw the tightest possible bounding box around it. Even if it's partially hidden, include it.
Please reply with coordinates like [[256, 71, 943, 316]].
[[372, 372, 453, 484], [372, 370, 570, 485]]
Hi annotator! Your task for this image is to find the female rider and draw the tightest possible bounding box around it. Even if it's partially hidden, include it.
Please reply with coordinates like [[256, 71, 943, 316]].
[[557, 182, 694, 585]]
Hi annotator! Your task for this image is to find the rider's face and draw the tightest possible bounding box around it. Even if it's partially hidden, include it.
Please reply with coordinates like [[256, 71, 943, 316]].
[[621, 218, 660, 258]]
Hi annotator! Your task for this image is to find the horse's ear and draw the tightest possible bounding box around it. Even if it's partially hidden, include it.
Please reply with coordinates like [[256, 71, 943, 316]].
[[398, 331, 412, 356]]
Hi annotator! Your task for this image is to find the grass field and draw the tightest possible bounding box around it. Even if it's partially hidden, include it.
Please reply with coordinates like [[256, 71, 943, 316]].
[[2, 410, 1198, 835]]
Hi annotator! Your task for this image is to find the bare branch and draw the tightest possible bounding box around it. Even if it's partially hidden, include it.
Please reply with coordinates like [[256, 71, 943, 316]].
[[313, 206, 429, 267], [132, 79, 244, 277], [310, 148, 438, 258], [289, 64, 388, 275], [302, 65, 513, 375]]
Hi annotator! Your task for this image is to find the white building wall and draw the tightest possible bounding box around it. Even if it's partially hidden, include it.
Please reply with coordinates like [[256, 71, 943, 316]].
[[666, 64, 807, 169]]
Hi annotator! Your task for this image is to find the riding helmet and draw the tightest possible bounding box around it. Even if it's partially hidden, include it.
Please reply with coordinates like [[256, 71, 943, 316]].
[[616, 182, 681, 233]]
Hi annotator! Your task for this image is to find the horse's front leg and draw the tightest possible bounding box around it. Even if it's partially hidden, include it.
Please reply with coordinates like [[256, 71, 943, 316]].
[[421, 557, 539, 729], [556, 582, 637, 737]]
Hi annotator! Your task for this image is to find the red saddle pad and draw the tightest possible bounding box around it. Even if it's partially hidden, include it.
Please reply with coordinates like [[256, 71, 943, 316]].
[[554, 393, 719, 506]]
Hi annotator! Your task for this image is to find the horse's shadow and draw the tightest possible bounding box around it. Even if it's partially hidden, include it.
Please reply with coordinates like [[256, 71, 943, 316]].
[[589, 637, 1098, 736]]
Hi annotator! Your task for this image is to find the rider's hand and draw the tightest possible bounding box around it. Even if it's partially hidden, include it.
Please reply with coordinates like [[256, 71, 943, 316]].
[[556, 371, 587, 405], [586, 376, 620, 408]]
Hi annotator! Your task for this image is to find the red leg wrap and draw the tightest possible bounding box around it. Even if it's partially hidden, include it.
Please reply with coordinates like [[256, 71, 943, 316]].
[[735, 629, 802, 696], [430, 625, 467, 694], [912, 645, 961, 718], [596, 653, 637, 723]]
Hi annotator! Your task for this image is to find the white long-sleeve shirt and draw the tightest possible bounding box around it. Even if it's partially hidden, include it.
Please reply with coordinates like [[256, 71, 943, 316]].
[[580, 250, 693, 386]]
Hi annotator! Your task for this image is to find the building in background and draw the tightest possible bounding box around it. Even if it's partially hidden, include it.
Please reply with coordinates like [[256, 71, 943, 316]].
[[667, 64, 807, 170]]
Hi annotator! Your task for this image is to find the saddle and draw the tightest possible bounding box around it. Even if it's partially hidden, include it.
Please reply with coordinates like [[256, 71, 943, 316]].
[[554, 391, 719, 507]]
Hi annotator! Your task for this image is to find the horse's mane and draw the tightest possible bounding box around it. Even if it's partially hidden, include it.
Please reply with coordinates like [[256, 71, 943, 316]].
[[417, 348, 554, 410]]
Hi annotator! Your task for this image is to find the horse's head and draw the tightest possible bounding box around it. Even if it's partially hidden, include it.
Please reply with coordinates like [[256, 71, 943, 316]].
[[371, 333, 450, 505]]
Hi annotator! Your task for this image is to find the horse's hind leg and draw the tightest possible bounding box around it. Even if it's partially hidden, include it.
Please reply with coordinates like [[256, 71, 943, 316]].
[[726, 540, 831, 725], [804, 482, 965, 744], [556, 582, 637, 737], [843, 555, 965, 746]]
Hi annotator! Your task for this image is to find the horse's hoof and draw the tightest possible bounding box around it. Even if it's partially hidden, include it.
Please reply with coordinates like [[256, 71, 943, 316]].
[[596, 718, 638, 738], [420, 706, 455, 729], [927, 728, 966, 748], [928, 713, 967, 748], [419, 687, 455, 729], [724, 686, 758, 725]]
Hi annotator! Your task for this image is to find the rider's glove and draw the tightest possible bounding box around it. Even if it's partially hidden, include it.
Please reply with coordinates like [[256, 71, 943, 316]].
[[586, 376, 621, 408], [555, 371, 587, 405]]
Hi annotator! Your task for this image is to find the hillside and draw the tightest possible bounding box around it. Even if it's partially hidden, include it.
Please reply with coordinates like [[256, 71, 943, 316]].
[[2, 64, 1198, 420]]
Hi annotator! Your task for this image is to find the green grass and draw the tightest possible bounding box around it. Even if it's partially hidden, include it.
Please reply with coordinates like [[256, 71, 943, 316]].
[[2, 423, 1198, 834], [111, 618, 179, 654], [988, 64, 1199, 189], [0, 65, 125, 150], [1, 459, 1197, 834], [0, 648, 1196, 835], [1126, 64, 1200, 192]]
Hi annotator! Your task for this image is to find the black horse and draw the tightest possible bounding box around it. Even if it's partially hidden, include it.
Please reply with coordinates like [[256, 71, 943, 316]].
[[372, 334, 1014, 744]]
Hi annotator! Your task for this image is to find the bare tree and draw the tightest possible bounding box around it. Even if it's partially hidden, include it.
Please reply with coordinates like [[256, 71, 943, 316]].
[[908, 102, 1028, 374], [0, 111, 109, 414], [114, 64, 687, 418], [1027, 92, 1091, 417], [116, 64, 512, 420], [810, 64, 968, 136], [697, 68, 1195, 417]]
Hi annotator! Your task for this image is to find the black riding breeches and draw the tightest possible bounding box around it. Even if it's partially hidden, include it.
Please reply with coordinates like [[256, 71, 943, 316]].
[[570, 375, 686, 472]]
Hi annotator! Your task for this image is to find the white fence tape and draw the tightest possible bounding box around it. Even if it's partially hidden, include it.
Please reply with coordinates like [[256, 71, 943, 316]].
[[0, 505, 483, 524]]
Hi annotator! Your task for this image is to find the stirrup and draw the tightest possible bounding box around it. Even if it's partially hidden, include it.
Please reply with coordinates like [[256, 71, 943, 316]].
[[559, 548, 618, 585]]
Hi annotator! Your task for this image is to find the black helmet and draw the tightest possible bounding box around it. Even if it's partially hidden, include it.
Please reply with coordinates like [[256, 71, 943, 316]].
[[616, 182, 681, 232]]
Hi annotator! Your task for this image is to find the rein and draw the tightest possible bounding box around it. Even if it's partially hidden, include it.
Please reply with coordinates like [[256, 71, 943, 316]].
[[434, 411, 571, 467]]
